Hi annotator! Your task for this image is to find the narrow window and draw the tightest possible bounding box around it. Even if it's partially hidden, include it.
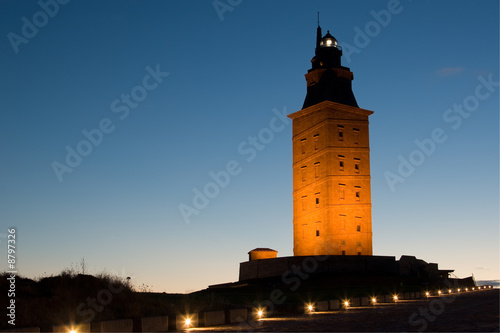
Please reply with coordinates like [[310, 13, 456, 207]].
[[354, 158, 360, 173], [338, 155, 345, 171], [341, 240, 346, 246], [300, 138, 306, 154], [355, 216, 362, 232], [301, 224, 307, 239], [353, 128, 360, 144], [314, 162, 320, 178], [357, 252, 361, 256], [313, 134, 319, 150], [301, 196, 307, 211], [301, 166, 307, 182], [340, 214, 346, 230], [315, 221, 321, 237], [357, 242, 362, 247], [342, 250, 346, 255], [339, 184, 345, 200], [315, 192, 320, 207], [355, 186, 361, 201], [338, 125, 344, 141]]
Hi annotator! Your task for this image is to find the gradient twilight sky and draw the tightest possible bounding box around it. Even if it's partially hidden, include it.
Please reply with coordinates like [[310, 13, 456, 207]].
[[0, 0, 498, 293]]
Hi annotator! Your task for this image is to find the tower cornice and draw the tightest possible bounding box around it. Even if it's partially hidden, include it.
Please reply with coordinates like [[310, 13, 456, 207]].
[[288, 101, 373, 121]]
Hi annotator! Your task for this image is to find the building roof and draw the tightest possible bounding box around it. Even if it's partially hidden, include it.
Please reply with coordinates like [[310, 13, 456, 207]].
[[248, 248, 277, 254]]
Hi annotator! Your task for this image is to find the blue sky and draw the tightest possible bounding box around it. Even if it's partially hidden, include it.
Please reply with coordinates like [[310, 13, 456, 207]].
[[0, 0, 498, 293]]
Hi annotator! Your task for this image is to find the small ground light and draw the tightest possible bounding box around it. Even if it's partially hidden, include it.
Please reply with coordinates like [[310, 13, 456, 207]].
[[448, 289, 452, 294], [489, 286, 492, 288], [472, 287, 475, 290], [69, 330, 76, 333], [438, 290, 442, 295], [307, 304, 314, 313], [393, 295, 398, 301], [477, 286, 481, 290], [425, 292, 430, 297], [185, 317, 192, 328], [457, 288, 461, 292], [371, 297, 377, 304], [465, 288, 469, 291], [257, 310, 263, 318], [344, 300, 350, 308]]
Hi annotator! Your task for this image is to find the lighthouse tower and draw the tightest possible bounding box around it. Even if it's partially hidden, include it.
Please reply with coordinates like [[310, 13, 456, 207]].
[[288, 25, 374, 256]]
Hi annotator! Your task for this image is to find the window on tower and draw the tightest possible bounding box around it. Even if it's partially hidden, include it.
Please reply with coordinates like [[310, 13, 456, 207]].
[[339, 184, 345, 200], [315, 221, 321, 237], [313, 134, 319, 150], [300, 138, 306, 154], [301, 196, 307, 211], [354, 158, 360, 173], [315, 192, 320, 207], [338, 125, 344, 141], [301, 166, 307, 182], [355, 216, 362, 232], [338, 155, 345, 171], [353, 128, 360, 144], [356, 242, 362, 247], [341, 240, 346, 246], [314, 162, 320, 178], [340, 214, 346, 230], [355, 186, 361, 201]]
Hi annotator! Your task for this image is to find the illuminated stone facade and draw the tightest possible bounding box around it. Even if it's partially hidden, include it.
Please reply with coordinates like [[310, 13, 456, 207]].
[[288, 26, 373, 256]]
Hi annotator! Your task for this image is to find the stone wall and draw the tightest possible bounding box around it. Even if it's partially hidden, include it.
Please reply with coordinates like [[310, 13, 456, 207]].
[[239, 255, 397, 281]]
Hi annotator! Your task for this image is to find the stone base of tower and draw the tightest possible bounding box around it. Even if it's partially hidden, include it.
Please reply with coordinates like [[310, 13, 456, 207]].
[[238, 254, 455, 285], [239, 255, 396, 281]]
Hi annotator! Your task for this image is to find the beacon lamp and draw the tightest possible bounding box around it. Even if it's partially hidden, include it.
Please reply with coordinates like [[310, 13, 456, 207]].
[[319, 31, 338, 48], [393, 295, 398, 302], [371, 297, 377, 305], [305, 303, 314, 313], [343, 300, 350, 308], [69, 330, 77, 333]]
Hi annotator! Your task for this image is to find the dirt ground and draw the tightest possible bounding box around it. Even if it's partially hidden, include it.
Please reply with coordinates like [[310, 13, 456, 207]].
[[189, 289, 499, 332]]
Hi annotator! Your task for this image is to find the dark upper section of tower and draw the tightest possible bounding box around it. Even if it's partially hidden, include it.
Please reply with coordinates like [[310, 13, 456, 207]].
[[302, 26, 358, 109]]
